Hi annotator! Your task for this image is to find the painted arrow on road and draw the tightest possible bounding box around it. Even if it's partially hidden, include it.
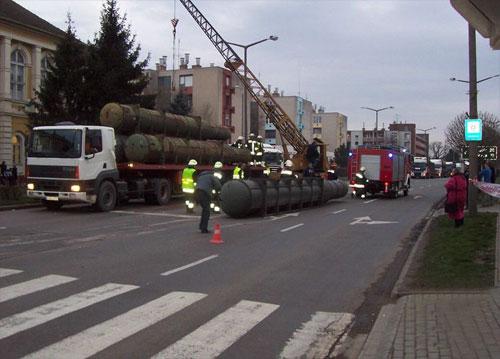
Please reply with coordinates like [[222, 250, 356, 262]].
[[349, 216, 399, 225]]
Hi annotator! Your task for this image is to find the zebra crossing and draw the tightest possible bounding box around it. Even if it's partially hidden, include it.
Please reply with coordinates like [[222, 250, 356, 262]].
[[0, 267, 354, 358]]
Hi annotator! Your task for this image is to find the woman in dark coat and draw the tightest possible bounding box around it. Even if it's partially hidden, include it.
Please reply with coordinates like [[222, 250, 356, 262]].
[[444, 167, 468, 227]]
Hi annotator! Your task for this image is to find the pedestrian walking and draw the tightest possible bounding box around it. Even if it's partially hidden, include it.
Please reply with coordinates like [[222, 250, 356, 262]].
[[479, 162, 492, 183], [487, 161, 496, 183], [195, 170, 221, 233], [444, 167, 467, 228]]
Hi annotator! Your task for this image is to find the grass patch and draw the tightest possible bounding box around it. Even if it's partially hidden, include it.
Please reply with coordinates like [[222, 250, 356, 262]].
[[411, 212, 497, 289]]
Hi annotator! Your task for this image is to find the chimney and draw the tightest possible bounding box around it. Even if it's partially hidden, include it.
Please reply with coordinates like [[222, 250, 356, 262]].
[[273, 87, 280, 96], [210, 62, 215, 67], [180, 57, 188, 69], [158, 56, 167, 71], [193, 57, 201, 68], [267, 84, 271, 92], [281, 90, 284, 96], [184, 53, 190, 65]]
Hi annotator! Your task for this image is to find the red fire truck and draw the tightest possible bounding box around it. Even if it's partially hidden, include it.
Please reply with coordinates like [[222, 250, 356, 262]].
[[348, 146, 411, 198]]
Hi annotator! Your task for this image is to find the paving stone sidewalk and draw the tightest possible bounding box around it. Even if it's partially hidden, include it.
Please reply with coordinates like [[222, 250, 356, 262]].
[[358, 206, 500, 359]]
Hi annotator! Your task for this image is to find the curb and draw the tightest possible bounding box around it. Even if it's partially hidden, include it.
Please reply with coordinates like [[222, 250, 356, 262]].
[[0, 203, 42, 212], [390, 197, 444, 298]]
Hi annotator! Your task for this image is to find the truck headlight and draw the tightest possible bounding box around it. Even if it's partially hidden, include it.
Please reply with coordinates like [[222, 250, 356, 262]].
[[27, 183, 35, 190], [71, 185, 81, 192]]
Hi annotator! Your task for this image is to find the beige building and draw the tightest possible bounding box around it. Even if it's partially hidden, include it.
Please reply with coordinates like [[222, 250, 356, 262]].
[[144, 56, 236, 141], [0, 0, 65, 175], [311, 108, 348, 152]]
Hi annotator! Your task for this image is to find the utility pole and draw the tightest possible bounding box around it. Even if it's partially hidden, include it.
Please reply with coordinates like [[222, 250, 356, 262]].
[[468, 24, 478, 215]]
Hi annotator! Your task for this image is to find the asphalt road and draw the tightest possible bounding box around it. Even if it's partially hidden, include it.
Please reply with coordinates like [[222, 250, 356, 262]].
[[0, 179, 446, 358]]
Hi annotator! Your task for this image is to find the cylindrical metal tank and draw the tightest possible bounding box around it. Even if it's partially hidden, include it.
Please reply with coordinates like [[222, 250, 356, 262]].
[[100, 102, 231, 141], [221, 179, 348, 218]]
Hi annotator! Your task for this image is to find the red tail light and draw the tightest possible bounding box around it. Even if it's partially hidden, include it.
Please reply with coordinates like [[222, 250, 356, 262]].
[[75, 166, 80, 179]]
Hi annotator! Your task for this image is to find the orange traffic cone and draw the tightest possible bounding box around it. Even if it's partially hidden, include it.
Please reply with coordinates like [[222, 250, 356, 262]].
[[210, 223, 224, 244]]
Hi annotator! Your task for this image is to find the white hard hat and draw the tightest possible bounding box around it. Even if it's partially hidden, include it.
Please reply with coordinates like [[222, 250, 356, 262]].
[[237, 136, 244, 141], [214, 161, 223, 169], [257, 135, 263, 139], [249, 133, 255, 137], [360, 167, 366, 171], [188, 159, 197, 166], [285, 160, 293, 167]]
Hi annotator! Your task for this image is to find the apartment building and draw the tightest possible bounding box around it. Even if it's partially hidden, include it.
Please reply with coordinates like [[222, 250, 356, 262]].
[[348, 128, 411, 152], [144, 55, 235, 140], [311, 108, 348, 152], [415, 133, 429, 157], [0, 0, 65, 174], [388, 122, 417, 154]]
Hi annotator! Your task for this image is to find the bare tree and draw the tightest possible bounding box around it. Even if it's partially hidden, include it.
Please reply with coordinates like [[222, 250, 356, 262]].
[[445, 111, 500, 152], [430, 141, 447, 159]]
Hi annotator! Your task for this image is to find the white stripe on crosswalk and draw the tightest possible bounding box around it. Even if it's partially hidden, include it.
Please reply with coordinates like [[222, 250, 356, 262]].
[[161, 255, 218, 277], [0, 275, 77, 303], [24, 291, 207, 359], [0, 268, 22, 278], [279, 312, 354, 359], [0, 283, 137, 340], [153, 300, 279, 358]]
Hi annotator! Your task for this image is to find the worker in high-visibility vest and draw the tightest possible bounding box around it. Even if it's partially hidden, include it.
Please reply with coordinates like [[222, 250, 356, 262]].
[[233, 163, 245, 179], [246, 133, 256, 165], [182, 159, 197, 213], [232, 136, 245, 149], [211, 161, 223, 213], [255, 135, 264, 165]]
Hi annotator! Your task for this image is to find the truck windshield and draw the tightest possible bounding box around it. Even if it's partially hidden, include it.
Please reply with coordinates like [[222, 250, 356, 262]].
[[29, 129, 82, 158]]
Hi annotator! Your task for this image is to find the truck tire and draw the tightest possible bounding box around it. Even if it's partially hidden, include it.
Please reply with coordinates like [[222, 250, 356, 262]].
[[145, 178, 171, 205], [42, 200, 63, 211], [94, 181, 117, 212]]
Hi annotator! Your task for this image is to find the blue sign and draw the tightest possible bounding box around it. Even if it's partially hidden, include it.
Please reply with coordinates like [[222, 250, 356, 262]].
[[464, 119, 482, 141]]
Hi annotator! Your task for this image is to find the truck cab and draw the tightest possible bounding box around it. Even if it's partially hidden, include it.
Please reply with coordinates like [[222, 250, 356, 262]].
[[27, 125, 119, 211]]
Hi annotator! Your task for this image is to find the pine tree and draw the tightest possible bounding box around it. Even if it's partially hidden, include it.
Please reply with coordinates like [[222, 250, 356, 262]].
[[86, 0, 149, 119], [169, 92, 191, 115], [30, 14, 90, 126]]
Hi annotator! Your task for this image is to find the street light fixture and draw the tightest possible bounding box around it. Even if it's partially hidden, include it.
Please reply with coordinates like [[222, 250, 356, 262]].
[[450, 74, 499, 84], [360, 106, 394, 145], [228, 35, 279, 141]]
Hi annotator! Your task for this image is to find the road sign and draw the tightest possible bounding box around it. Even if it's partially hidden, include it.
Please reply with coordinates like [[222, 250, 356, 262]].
[[464, 119, 482, 141], [462, 146, 497, 160]]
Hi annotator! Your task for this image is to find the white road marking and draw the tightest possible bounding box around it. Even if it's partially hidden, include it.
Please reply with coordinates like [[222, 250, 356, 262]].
[[350, 216, 398, 225], [414, 195, 423, 199], [0, 226, 6, 230], [112, 210, 195, 219], [332, 209, 347, 214], [0, 275, 77, 303], [280, 223, 304, 232], [161, 255, 219, 277], [152, 300, 279, 358], [279, 312, 354, 359], [269, 212, 301, 221], [363, 199, 377, 204], [150, 219, 195, 227], [0, 268, 22, 278], [0, 283, 138, 340], [0, 236, 70, 248], [25, 291, 207, 359]]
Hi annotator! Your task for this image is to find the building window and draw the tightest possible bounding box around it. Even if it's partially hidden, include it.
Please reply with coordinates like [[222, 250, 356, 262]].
[[313, 128, 322, 135], [41, 55, 50, 82], [158, 76, 171, 90], [223, 115, 231, 127], [265, 129, 276, 139], [12, 133, 25, 168], [85, 130, 103, 155], [186, 94, 193, 110], [313, 116, 322, 124], [10, 49, 25, 100], [179, 75, 193, 87]]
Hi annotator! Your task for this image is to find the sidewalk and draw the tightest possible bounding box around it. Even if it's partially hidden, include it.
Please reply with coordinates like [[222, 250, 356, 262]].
[[358, 205, 500, 359]]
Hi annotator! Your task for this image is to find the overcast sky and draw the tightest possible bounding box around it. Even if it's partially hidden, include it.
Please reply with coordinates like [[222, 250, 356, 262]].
[[18, 0, 499, 142]]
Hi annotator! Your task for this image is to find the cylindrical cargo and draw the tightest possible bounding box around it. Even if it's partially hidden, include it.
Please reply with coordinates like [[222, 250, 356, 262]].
[[100, 102, 231, 141], [123, 133, 251, 165], [114, 135, 128, 163], [220, 179, 348, 218]]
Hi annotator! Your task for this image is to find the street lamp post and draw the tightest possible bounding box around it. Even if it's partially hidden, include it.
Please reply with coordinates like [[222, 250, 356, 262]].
[[360, 106, 394, 145], [417, 127, 436, 164], [228, 35, 278, 141], [450, 25, 499, 215]]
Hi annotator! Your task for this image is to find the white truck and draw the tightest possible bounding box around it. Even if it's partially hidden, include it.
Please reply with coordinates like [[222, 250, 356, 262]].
[[26, 125, 224, 211]]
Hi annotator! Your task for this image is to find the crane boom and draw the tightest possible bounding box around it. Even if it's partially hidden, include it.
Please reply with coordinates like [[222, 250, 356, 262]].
[[178, 0, 309, 154]]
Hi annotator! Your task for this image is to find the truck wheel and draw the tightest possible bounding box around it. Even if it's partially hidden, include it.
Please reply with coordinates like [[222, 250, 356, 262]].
[[94, 181, 117, 212], [42, 200, 63, 211], [145, 178, 171, 205]]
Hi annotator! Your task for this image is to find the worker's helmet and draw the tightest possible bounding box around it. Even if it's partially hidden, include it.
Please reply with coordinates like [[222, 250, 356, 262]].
[[214, 161, 223, 169], [237, 136, 244, 141], [248, 133, 255, 139], [285, 160, 293, 168], [360, 166, 366, 172], [257, 135, 263, 141], [188, 159, 198, 166]]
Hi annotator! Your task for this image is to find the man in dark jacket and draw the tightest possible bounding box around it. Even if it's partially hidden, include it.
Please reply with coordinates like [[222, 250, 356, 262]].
[[195, 170, 222, 233]]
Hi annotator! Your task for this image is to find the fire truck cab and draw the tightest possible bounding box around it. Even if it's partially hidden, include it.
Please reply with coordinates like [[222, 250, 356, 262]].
[[348, 146, 411, 198]]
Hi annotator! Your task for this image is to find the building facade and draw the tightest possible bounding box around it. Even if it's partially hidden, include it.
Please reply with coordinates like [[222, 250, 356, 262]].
[[388, 122, 416, 154], [0, 0, 65, 175], [415, 133, 429, 157], [311, 108, 348, 152], [143, 55, 235, 140]]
